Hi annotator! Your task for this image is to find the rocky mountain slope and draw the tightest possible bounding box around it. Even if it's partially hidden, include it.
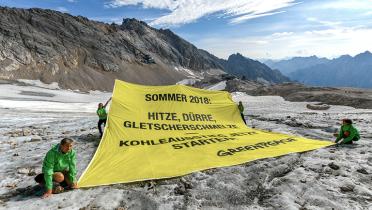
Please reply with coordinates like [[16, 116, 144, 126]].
[[0, 7, 290, 91], [0, 7, 225, 91], [193, 74, 372, 109]]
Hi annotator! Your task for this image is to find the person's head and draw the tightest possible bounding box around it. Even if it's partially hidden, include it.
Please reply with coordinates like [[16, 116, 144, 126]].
[[60, 138, 74, 153], [98, 103, 103, 108], [342, 119, 352, 125], [239, 101, 242, 105], [53, 172, 65, 183]]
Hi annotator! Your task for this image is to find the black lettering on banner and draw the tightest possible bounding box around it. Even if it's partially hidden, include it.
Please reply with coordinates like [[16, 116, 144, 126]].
[[217, 150, 233, 156], [172, 138, 236, 149], [217, 138, 298, 157], [148, 112, 178, 121], [144, 93, 188, 102], [122, 121, 239, 131], [119, 140, 129, 147], [189, 96, 211, 104], [123, 121, 132, 128], [172, 144, 183, 149], [145, 94, 151, 101], [144, 94, 212, 104], [119, 135, 239, 149], [230, 131, 257, 137], [182, 113, 214, 122]]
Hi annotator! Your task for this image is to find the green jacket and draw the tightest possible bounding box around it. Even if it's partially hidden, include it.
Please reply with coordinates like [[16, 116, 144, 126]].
[[42, 144, 77, 190], [238, 103, 244, 113], [336, 124, 360, 144], [97, 108, 107, 120]]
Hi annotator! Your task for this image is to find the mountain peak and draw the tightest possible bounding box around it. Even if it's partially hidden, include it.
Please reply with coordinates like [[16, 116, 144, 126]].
[[121, 18, 150, 32], [224, 53, 290, 83], [122, 18, 148, 27], [228, 53, 245, 60], [338, 54, 352, 60], [355, 50, 372, 58]]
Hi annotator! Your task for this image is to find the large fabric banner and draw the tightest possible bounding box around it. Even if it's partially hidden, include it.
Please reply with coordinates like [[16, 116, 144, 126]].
[[78, 80, 333, 187]]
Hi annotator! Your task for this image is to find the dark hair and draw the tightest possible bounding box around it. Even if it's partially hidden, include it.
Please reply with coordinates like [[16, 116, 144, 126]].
[[342, 119, 352, 124], [61, 138, 74, 145]]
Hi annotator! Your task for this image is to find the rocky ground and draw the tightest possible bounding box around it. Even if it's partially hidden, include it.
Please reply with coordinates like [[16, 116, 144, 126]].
[[194, 75, 372, 109], [0, 81, 371, 210]]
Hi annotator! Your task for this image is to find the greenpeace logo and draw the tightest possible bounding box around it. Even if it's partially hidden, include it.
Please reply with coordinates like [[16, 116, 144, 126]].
[[217, 138, 297, 157]]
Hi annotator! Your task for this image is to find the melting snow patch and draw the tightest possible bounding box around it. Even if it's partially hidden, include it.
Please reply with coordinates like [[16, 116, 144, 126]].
[[0, 84, 371, 210], [176, 79, 199, 85], [17, 79, 60, 90], [206, 81, 226, 91]]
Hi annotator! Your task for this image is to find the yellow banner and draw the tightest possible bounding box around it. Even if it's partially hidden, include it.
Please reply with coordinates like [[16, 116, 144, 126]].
[[78, 80, 333, 187]]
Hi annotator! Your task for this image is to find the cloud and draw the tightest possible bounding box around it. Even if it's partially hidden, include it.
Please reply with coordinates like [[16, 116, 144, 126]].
[[196, 25, 372, 59], [316, 0, 372, 10], [105, 0, 298, 26], [270, 32, 294, 38], [56, 7, 69, 12], [306, 17, 342, 27], [362, 11, 372, 16], [67, 0, 76, 2]]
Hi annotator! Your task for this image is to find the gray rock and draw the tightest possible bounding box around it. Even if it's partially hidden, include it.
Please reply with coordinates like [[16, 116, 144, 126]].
[[30, 136, 42, 142], [11, 133, 19, 137], [340, 185, 354, 192], [22, 128, 31, 136], [328, 162, 340, 170], [225, 81, 372, 109], [17, 168, 30, 174], [323, 126, 338, 133], [356, 168, 368, 174]]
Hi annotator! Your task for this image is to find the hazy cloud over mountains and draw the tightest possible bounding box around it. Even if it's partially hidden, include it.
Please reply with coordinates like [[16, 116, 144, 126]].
[[106, 0, 297, 26]]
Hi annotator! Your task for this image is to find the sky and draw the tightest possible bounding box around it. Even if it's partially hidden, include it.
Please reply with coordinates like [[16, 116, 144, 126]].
[[1, 0, 372, 60]]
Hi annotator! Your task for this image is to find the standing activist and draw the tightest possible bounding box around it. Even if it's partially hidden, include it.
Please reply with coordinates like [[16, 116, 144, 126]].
[[35, 138, 78, 198], [238, 101, 247, 125], [97, 97, 111, 137], [334, 119, 360, 144]]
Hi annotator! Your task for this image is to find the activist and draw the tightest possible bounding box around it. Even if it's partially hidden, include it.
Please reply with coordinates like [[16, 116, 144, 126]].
[[97, 97, 111, 137], [238, 101, 247, 125], [35, 138, 78, 198], [334, 119, 360, 144]]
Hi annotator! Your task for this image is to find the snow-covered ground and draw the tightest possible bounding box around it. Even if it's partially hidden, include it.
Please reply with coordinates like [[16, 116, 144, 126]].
[[207, 81, 226, 91], [0, 82, 371, 210]]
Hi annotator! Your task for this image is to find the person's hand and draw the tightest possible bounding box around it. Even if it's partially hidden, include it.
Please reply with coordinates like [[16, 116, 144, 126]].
[[71, 183, 79, 189], [42, 190, 52, 199]]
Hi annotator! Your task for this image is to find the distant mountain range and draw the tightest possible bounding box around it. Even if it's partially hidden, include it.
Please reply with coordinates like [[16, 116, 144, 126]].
[[265, 51, 372, 88], [223, 53, 290, 84], [0, 7, 288, 91], [265, 56, 329, 76]]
